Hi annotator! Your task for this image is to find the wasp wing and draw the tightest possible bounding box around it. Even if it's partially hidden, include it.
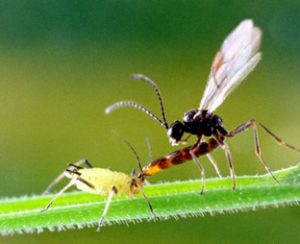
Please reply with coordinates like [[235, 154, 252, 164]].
[[199, 19, 262, 112]]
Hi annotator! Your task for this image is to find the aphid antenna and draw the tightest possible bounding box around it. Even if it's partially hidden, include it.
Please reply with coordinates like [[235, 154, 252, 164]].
[[112, 130, 143, 172], [105, 74, 169, 130]]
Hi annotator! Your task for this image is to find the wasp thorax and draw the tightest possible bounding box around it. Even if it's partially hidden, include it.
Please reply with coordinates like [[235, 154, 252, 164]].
[[182, 109, 200, 134], [183, 109, 223, 137], [196, 111, 223, 137], [183, 109, 198, 122]]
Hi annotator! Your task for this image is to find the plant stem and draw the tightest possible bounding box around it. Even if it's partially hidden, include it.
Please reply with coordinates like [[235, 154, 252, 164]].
[[1, 164, 300, 236]]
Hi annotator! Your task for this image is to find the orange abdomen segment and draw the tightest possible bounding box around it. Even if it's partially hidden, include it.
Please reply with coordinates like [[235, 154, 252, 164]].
[[142, 138, 219, 176]]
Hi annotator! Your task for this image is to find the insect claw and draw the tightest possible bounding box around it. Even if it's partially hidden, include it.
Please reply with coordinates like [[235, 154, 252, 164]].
[[40, 208, 47, 213], [96, 218, 104, 232], [153, 214, 158, 222]]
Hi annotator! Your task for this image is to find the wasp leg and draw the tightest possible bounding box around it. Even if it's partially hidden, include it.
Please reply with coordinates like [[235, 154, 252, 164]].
[[97, 186, 118, 232], [257, 121, 300, 152], [190, 151, 205, 195], [198, 137, 222, 178], [206, 153, 222, 178], [226, 120, 291, 184], [223, 142, 236, 190], [42, 159, 93, 195], [213, 136, 236, 190]]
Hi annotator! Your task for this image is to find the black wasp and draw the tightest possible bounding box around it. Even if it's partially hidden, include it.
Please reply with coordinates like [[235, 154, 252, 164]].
[[106, 20, 300, 189]]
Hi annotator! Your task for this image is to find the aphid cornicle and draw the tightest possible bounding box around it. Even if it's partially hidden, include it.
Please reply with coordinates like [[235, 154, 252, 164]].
[[106, 19, 300, 191], [41, 138, 155, 231]]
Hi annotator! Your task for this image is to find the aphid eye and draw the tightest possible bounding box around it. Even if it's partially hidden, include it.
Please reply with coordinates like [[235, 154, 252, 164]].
[[130, 179, 138, 189], [167, 120, 185, 142]]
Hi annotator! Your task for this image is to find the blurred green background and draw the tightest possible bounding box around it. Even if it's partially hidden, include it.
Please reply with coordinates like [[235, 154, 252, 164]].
[[1, 1, 300, 243]]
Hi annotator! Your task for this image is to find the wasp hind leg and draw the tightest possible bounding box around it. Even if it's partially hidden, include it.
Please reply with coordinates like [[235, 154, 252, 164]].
[[206, 153, 222, 178], [226, 119, 299, 184], [212, 135, 236, 190], [190, 151, 205, 195]]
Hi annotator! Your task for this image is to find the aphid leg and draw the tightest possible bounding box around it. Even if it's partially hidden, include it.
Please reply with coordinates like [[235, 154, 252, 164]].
[[42, 159, 93, 195], [42, 170, 68, 195], [77, 176, 97, 190], [141, 188, 156, 220], [97, 186, 118, 232], [206, 153, 222, 178], [226, 120, 289, 184], [130, 178, 155, 218], [190, 151, 205, 195], [41, 178, 76, 212], [42, 174, 97, 213]]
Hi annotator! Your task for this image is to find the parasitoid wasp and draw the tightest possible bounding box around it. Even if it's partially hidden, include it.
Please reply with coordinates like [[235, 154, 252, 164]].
[[106, 19, 300, 190]]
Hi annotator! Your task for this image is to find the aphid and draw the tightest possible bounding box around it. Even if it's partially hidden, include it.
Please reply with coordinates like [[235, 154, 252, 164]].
[[106, 19, 300, 190], [41, 140, 155, 231]]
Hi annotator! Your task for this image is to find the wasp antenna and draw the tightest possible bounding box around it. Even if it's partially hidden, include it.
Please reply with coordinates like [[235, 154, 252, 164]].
[[112, 130, 143, 172], [105, 100, 168, 129], [131, 74, 168, 128]]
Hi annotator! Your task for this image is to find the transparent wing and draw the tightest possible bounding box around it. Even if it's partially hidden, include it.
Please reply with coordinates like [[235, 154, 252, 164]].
[[199, 19, 262, 112]]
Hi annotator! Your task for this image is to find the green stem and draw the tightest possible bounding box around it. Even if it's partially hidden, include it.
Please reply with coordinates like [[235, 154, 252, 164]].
[[1, 164, 300, 236]]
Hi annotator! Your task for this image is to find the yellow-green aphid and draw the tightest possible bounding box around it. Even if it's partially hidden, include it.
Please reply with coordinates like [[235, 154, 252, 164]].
[[42, 159, 154, 231], [75, 167, 142, 196]]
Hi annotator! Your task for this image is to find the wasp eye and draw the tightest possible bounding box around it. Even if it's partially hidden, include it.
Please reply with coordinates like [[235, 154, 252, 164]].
[[167, 121, 185, 143]]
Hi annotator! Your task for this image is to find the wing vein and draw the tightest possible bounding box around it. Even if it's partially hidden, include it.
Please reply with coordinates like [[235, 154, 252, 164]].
[[199, 19, 262, 112]]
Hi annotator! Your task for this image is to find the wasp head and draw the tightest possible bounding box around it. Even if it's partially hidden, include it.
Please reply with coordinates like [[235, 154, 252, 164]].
[[167, 120, 186, 145]]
